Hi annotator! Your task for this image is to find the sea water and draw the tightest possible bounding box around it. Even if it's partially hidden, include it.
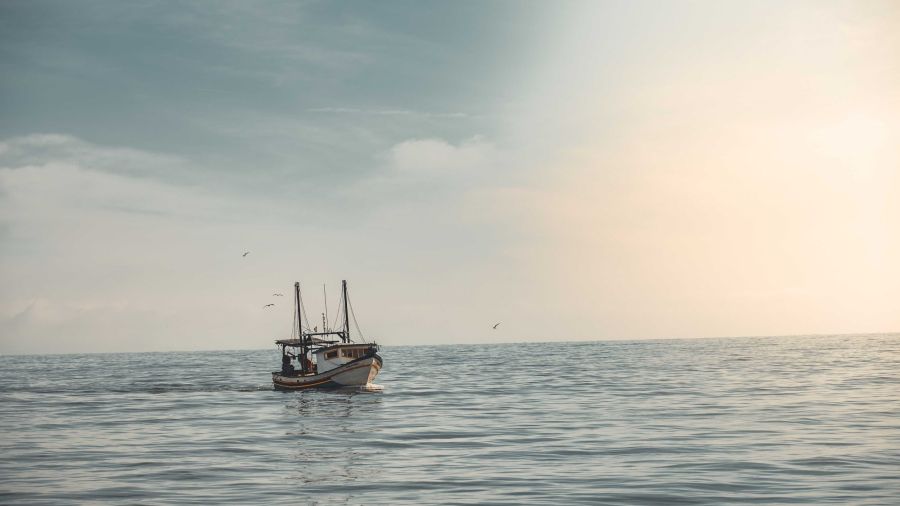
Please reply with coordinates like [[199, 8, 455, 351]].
[[1, 334, 899, 504]]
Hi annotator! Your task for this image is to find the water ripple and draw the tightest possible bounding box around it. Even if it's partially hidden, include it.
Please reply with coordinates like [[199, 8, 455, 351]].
[[2, 334, 900, 504]]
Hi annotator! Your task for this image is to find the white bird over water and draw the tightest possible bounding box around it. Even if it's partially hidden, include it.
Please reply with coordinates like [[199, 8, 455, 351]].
[[492, 322, 501, 329], [242, 251, 250, 257]]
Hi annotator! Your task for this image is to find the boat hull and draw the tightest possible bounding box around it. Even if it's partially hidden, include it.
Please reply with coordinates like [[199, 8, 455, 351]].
[[272, 354, 382, 390]]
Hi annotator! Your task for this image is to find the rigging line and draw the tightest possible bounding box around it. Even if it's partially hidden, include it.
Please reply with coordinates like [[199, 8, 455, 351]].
[[331, 292, 343, 334], [298, 289, 312, 333], [347, 293, 366, 343]]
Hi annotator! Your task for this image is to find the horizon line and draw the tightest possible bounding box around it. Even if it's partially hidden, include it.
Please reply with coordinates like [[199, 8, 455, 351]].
[[2, 331, 897, 357]]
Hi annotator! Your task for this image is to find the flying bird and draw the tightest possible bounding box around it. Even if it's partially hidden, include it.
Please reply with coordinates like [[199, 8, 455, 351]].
[[242, 251, 250, 257], [272, 293, 284, 296], [492, 322, 501, 329], [263, 303, 275, 308]]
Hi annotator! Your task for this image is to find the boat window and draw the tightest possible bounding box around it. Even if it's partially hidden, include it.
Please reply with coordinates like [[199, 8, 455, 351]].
[[324, 350, 338, 360]]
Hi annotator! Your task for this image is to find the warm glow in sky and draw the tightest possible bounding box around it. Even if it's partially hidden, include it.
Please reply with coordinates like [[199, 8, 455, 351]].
[[1, 1, 898, 353]]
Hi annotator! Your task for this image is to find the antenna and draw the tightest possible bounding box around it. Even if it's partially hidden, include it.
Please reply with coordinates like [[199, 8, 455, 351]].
[[323, 283, 329, 331]]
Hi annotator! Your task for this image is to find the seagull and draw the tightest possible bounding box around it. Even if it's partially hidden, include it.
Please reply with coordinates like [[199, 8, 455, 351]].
[[263, 303, 275, 308], [272, 293, 284, 296], [492, 322, 501, 329], [242, 251, 250, 257]]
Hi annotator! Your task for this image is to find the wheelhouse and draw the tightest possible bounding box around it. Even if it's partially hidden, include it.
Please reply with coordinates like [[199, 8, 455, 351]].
[[315, 344, 379, 373]]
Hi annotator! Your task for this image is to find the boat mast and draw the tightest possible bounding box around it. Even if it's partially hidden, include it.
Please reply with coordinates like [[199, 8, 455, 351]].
[[295, 281, 308, 375], [342, 280, 350, 343]]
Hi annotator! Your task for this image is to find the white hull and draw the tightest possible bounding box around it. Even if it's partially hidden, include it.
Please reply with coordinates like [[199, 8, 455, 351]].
[[273, 355, 382, 390]]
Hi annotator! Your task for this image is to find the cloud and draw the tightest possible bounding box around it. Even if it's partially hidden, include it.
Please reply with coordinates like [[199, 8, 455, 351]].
[[0, 133, 523, 353], [0, 135, 289, 353], [5, 2, 896, 354], [0, 134, 192, 184], [0, 135, 226, 225], [308, 107, 470, 119], [386, 136, 498, 175], [345, 135, 510, 208]]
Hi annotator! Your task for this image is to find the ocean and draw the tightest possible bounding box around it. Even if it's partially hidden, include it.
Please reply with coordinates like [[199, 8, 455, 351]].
[[1, 334, 899, 504]]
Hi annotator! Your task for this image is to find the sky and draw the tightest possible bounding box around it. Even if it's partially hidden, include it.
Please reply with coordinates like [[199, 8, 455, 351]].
[[1, 0, 898, 354]]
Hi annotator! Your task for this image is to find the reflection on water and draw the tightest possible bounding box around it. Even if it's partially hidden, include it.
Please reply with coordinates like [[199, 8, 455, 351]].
[[1, 334, 899, 504], [283, 391, 385, 491]]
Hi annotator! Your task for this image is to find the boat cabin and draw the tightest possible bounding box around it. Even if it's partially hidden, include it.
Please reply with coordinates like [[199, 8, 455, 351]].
[[315, 345, 378, 373]]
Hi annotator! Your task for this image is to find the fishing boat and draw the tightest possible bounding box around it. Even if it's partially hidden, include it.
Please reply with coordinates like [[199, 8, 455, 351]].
[[272, 280, 383, 390]]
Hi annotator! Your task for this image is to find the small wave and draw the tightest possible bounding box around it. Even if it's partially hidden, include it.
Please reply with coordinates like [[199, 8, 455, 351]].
[[3, 335, 899, 505], [1, 384, 275, 395]]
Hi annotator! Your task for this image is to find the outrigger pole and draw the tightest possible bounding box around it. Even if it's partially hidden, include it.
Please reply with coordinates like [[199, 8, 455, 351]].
[[342, 280, 350, 343], [295, 281, 308, 375]]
